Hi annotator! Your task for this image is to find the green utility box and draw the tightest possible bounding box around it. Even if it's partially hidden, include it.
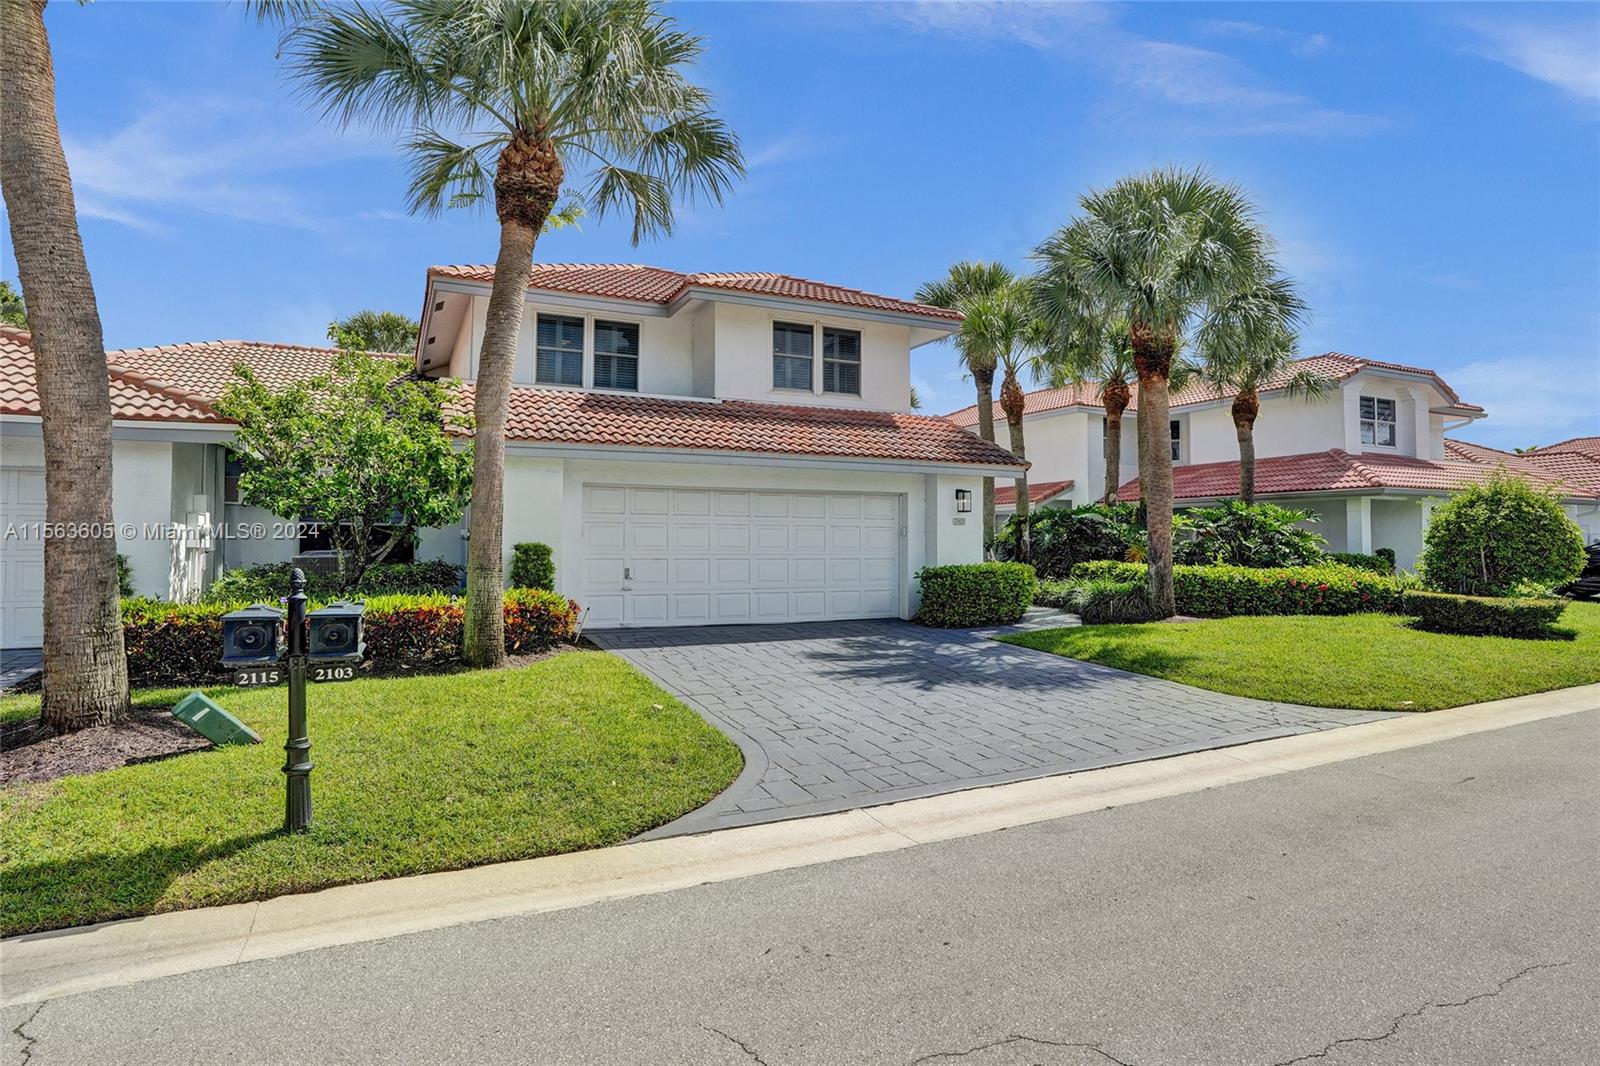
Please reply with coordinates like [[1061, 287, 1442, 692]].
[[172, 691, 262, 746]]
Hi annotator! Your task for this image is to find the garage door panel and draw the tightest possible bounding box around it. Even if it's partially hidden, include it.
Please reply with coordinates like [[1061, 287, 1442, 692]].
[[1, 470, 46, 648], [582, 486, 902, 628]]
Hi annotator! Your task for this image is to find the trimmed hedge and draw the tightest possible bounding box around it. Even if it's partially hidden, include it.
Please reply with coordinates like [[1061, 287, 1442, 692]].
[[1072, 578, 1160, 625], [1404, 589, 1568, 637], [204, 559, 463, 603], [510, 542, 555, 590], [122, 589, 579, 686], [1069, 560, 1408, 617], [915, 562, 1036, 627], [1327, 551, 1395, 574]]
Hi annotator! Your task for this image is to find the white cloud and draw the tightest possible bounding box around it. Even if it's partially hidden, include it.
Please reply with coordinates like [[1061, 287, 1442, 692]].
[[1446, 355, 1600, 443], [746, 131, 834, 170], [1460, 17, 1600, 103], [1195, 19, 1332, 58]]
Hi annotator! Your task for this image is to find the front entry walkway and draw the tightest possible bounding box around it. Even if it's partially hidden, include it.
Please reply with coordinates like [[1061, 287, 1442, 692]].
[[589, 619, 1395, 836]]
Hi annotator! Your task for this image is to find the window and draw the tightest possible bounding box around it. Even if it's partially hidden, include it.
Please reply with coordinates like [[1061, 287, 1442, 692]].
[[535, 313, 584, 387], [224, 453, 244, 504], [1360, 396, 1396, 447], [592, 319, 640, 391], [822, 327, 861, 395], [772, 322, 814, 391], [1101, 417, 1108, 458], [1170, 420, 1182, 462]]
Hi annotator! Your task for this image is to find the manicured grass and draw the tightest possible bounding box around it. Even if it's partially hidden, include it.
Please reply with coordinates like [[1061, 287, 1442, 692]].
[[1000, 602, 1600, 712], [0, 651, 742, 936]]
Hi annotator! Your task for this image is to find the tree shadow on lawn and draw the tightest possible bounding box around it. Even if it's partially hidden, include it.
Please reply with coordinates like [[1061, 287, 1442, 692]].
[[3, 827, 281, 938], [1404, 621, 1578, 642]]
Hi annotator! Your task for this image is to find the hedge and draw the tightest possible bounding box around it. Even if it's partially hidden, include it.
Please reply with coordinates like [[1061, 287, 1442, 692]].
[[204, 559, 463, 604], [915, 562, 1036, 627], [1072, 578, 1160, 625], [1068, 560, 1408, 617], [122, 589, 579, 686], [1420, 472, 1586, 595], [1327, 551, 1395, 574], [1404, 589, 1568, 637], [510, 542, 556, 590]]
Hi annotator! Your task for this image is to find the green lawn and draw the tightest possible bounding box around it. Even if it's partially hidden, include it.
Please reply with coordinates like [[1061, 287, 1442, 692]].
[[1000, 602, 1600, 712], [0, 651, 742, 936]]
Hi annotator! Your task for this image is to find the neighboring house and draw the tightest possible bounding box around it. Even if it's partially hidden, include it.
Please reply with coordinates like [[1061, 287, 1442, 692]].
[[993, 479, 1075, 517], [947, 353, 1600, 567], [0, 266, 1018, 645]]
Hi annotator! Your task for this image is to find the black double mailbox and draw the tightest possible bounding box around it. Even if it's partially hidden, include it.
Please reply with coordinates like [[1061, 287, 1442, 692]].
[[221, 600, 366, 686]]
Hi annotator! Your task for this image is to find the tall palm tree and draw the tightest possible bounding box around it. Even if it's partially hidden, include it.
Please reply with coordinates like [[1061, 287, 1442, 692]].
[[1034, 168, 1284, 617], [1198, 275, 1317, 503], [289, 0, 743, 666], [1033, 302, 1136, 505], [967, 281, 1042, 560], [916, 261, 1017, 545], [2, 0, 131, 731]]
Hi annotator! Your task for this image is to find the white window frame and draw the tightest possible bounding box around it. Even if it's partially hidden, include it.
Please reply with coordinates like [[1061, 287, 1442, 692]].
[[591, 318, 642, 393], [1360, 395, 1397, 449], [534, 311, 586, 389], [771, 320, 816, 393], [821, 325, 862, 396], [1169, 419, 1182, 463]]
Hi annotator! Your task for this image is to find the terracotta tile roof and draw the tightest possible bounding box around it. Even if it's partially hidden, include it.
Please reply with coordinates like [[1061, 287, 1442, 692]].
[[438, 384, 1023, 469], [1532, 436, 1600, 461], [1447, 437, 1600, 495], [1115, 448, 1599, 502], [0, 326, 224, 424], [428, 263, 963, 322], [994, 479, 1075, 508], [106, 338, 405, 403], [945, 352, 1482, 427]]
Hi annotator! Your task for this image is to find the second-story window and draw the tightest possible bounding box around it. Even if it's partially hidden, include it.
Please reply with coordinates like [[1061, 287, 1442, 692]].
[[1360, 396, 1396, 447], [822, 327, 861, 395], [1170, 420, 1182, 462], [773, 322, 813, 391], [592, 320, 640, 391], [536, 313, 584, 387]]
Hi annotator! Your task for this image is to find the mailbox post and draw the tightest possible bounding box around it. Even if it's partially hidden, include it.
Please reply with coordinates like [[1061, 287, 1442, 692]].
[[283, 567, 313, 833]]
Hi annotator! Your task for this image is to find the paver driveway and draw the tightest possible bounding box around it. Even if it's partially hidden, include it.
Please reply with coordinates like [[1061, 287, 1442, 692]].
[[590, 619, 1395, 836]]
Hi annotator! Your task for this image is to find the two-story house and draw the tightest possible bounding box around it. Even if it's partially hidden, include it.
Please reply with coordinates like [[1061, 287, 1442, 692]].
[[948, 353, 1600, 568], [0, 264, 1020, 646]]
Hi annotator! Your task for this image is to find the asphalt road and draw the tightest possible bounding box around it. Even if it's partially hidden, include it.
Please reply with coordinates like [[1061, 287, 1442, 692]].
[[6, 708, 1596, 1066]]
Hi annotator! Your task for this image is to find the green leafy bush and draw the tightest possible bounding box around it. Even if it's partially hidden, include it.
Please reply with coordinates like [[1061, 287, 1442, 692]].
[[1034, 579, 1076, 609], [1404, 589, 1568, 637], [993, 502, 1140, 578], [1071, 578, 1159, 624], [1376, 547, 1396, 570], [915, 562, 1036, 627], [1421, 473, 1586, 595], [121, 590, 578, 686], [510, 542, 556, 590], [1327, 551, 1395, 574], [1175, 500, 1325, 568], [115, 553, 134, 597], [204, 559, 463, 604], [1070, 560, 1408, 616]]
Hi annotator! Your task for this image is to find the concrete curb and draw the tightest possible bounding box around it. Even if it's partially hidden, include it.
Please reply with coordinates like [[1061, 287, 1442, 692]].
[[4, 683, 1596, 1007]]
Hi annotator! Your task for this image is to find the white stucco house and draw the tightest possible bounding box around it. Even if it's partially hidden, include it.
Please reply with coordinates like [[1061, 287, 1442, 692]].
[[948, 354, 1600, 569], [0, 264, 1021, 646]]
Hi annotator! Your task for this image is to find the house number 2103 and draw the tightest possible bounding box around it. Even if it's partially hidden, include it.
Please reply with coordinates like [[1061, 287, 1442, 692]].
[[311, 663, 356, 683]]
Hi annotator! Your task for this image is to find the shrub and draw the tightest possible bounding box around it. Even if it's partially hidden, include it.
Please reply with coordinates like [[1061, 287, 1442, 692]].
[[510, 542, 555, 590], [1175, 500, 1325, 568], [1068, 560, 1408, 617], [993, 502, 1141, 578], [1420, 472, 1586, 595], [1071, 578, 1159, 625], [121, 590, 579, 686], [915, 562, 1036, 627], [115, 553, 134, 597], [204, 559, 463, 604], [1404, 589, 1568, 637], [1327, 551, 1394, 574], [1033, 579, 1076, 609]]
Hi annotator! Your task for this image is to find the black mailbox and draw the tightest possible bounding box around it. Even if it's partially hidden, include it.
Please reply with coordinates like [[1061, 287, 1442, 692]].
[[308, 601, 366, 662], [220, 604, 285, 666]]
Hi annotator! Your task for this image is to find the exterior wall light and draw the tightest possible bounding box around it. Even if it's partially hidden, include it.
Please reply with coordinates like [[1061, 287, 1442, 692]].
[[955, 489, 973, 513]]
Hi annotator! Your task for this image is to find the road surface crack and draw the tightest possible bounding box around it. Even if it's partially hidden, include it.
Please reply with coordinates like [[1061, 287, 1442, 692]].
[[1267, 961, 1572, 1065], [704, 1024, 772, 1065], [10, 1002, 45, 1066], [909, 1034, 1135, 1064]]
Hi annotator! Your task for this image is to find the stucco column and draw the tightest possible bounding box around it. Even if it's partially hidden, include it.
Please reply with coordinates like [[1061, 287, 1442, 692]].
[[1346, 496, 1373, 554]]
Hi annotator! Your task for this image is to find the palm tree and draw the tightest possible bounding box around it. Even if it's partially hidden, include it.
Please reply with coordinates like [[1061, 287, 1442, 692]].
[[327, 309, 421, 353], [1034, 168, 1284, 617], [1, 0, 131, 732], [288, 0, 743, 666], [1198, 276, 1316, 503], [1033, 304, 1136, 505], [916, 261, 1017, 545], [967, 281, 1043, 560]]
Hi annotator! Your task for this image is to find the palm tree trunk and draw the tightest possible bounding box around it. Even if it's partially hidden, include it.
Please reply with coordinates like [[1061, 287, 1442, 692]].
[[1101, 379, 1130, 505], [1132, 326, 1176, 617], [973, 366, 997, 547], [1232, 388, 1259, 504], [1000, 367, 1029, 562], [1, 0, 130, 731]]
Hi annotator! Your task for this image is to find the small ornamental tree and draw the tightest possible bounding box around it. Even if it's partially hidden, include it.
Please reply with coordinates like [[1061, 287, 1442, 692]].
[[1420, 472, 1585, 595], [217, 352, 475, 594]]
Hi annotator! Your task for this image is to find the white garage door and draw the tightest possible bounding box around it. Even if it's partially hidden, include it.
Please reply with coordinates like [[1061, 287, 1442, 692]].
[[581, 485, 902, 628], [1, 467, 46, 648]]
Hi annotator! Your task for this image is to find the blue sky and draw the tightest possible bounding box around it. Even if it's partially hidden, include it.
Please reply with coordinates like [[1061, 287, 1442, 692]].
[[4, 1, 1597, 449]]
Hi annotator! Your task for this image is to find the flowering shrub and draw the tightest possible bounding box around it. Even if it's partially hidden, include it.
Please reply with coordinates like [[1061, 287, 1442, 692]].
[[121, 590, 580, 686], [1068, 560, 1408, 617]]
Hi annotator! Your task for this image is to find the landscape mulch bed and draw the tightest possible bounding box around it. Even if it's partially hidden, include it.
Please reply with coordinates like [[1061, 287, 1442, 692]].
[[2, 710, 211, 786]]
